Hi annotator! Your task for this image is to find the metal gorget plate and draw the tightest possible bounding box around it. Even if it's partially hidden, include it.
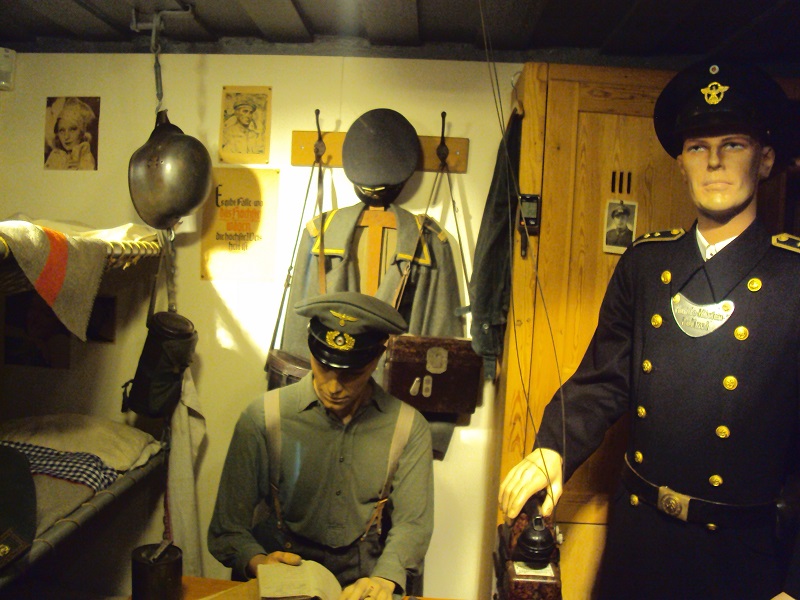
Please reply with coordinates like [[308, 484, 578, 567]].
[[671, 293, 734, 338]]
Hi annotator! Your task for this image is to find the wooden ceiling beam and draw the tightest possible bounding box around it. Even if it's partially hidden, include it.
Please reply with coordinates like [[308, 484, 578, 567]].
[[18, 0, 125, 39], [477, 0, 548, 51], [235, 0, 312, 43], [360, 0, 419, 46]]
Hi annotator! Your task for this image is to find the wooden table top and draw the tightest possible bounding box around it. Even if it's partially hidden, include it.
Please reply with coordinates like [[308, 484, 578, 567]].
[[153, 576, 452, 600]]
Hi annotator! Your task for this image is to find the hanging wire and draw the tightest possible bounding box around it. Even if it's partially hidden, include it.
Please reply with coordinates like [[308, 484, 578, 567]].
[[269, 109, 327, 352], [477, 0, 567, 524], [150, 12, 164, 112], [436, 111, 470, 283]]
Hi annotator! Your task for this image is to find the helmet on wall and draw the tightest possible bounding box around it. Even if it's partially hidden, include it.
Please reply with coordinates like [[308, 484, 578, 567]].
[[129, 110, 213, 230]]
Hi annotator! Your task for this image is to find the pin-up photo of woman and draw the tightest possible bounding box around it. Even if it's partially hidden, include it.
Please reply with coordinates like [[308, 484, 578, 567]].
[[44, 96, 100, 171]]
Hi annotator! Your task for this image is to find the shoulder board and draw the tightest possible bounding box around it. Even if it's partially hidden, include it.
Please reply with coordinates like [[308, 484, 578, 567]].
[[305, 209, 339, 237], [416, 214, 448, 243], [772, 233, 800, 254], [632, 228, 686, 247]]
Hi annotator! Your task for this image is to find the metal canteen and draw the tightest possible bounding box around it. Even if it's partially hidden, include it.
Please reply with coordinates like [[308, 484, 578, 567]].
[[128, 110, 213, 230]]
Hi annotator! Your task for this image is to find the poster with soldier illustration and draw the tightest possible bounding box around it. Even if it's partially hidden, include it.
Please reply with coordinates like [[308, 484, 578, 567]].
[[219, 85, 271, 164]]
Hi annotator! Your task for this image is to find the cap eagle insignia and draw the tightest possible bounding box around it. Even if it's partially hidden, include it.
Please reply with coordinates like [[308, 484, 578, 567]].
[[330, 310, 358, 327], [701, 81, 730, 105]]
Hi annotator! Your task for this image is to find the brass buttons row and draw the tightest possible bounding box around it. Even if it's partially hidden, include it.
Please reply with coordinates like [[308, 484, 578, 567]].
[[650, 313, 749, 341], [636, 406, 729, 436], [660, 271, 762, 293]]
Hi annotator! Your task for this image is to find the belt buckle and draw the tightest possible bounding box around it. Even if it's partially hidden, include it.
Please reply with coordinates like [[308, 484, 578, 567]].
[[657, 485, 691, 521]]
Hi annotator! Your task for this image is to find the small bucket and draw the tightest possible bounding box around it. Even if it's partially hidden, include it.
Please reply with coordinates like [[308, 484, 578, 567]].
[[131, 543, 182, 600]]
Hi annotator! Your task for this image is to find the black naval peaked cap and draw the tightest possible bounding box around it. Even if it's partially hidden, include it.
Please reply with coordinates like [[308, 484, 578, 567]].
[[653, 60, 793, 160], [342, 108, 421, 188], [296, 291, 408, 369]]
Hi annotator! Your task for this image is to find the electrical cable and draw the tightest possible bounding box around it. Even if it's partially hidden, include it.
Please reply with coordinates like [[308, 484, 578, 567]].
[[476, 0, 568, 525]]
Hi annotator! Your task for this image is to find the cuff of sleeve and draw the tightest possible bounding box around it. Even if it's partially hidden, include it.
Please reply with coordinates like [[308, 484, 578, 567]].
[[370, 563, 406, 595], [235, 545, 268, 580]]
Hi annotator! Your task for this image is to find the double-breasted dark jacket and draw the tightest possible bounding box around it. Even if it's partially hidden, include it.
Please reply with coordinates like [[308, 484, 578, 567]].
[[536, 219, 800, 598]]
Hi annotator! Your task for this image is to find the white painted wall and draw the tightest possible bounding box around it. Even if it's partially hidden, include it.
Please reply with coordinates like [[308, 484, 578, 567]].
[[0, 52, 521, 599]]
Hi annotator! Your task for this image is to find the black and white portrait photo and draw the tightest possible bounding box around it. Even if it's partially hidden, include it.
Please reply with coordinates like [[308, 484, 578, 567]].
[[44, 96, 100, 171], [603, 200, 638, 254]]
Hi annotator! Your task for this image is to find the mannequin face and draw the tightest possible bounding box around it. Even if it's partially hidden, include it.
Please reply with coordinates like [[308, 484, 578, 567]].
[[677, 133, 775, 225], [310, 354, 381, 422]]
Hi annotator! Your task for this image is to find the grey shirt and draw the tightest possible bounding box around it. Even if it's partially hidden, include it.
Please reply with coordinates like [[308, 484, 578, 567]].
[[208, 374, 434, 586]]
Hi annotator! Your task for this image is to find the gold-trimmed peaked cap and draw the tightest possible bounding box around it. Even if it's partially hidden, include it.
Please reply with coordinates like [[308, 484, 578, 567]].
[[342, 108, 420, 206], [653, 60, 793, 161], [295, 291, 408, 369]]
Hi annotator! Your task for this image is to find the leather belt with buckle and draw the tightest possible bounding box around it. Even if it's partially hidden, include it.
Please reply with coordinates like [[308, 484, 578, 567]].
[[622, 455, 775, 529]]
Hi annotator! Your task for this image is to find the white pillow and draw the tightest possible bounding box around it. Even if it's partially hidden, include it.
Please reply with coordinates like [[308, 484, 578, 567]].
[[0, 413, 162, 471]]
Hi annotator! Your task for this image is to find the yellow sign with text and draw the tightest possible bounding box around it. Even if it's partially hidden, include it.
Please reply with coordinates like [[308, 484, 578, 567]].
[[201, 166, 279, 280]]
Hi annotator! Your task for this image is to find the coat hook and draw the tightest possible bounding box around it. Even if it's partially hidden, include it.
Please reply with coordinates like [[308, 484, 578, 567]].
[[436, 111, 449, 169], [313, 109, 325, 164]]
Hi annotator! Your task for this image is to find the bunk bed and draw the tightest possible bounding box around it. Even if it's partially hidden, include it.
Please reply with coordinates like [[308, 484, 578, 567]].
[[0, 219, 165, 592]]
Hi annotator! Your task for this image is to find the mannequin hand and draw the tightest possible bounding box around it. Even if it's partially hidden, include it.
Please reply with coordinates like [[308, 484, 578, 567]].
[[339, 576, 395, 600], [499, 448, 564, 519], [246, 551, 302, 578]]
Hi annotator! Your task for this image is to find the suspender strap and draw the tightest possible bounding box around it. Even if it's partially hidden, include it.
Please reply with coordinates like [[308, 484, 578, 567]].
[[263, 388, 284, 528], [317, 211, 328, 294], [264, 389, 415, 541], [361, 402, 415, 540]]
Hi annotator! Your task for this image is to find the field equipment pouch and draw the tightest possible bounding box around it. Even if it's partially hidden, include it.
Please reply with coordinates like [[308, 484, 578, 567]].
[[123, 310, 197, 418], [122, 230, 198, 418]]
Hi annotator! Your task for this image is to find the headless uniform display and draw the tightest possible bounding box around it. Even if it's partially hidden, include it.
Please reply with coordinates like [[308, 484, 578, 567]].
[[280, 202, 463, 361], [278, 108, 464, 373]]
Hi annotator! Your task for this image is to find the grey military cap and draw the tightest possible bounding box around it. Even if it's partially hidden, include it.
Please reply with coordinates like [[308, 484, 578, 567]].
[[295, 291, 408, 369]]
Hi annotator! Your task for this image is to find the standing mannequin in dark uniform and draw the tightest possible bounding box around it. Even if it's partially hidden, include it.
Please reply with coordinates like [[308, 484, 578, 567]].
[[498, 60, 800, 599]]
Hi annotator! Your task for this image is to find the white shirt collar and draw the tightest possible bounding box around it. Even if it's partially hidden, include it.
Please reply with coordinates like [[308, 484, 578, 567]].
[[696, 228, 736, 261]]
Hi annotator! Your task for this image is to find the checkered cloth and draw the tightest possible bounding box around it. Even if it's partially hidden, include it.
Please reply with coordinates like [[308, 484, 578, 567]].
[[0, 440, 118, 491]]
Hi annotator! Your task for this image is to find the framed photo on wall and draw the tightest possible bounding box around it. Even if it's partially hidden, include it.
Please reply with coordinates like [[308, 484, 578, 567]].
[[219, 85, 271, 164], [603, 199, 638, 255], [44, 96, 101, 171]]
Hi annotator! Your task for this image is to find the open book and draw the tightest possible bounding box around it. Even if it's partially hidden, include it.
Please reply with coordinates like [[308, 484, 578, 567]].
[[257, 560, 342, 600]]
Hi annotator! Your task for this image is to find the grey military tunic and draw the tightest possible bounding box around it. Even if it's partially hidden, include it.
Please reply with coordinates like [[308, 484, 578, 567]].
[[280, 202, 464, 362]]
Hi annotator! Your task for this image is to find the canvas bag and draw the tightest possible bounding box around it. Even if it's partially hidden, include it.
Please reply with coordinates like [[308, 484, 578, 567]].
[[122, 231, 198, 418]]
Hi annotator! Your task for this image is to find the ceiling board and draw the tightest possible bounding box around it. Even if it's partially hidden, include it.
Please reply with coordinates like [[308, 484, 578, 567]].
[[0, 0, 797, 75], [236, 0, 311, 42]]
